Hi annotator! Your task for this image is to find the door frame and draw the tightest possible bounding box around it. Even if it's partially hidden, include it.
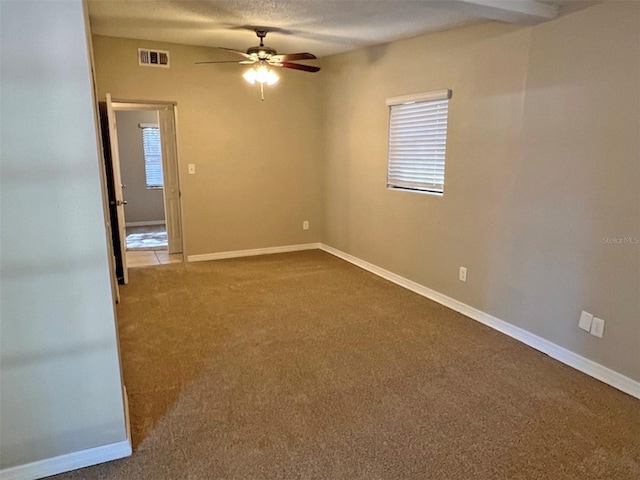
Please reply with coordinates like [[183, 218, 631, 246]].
[[105, 94, 130, 284], [103, 98, 186, 285]]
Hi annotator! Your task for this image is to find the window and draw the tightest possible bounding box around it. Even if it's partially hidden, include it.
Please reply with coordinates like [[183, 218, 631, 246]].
[[141, 124, 163, 188], [386, 89, 451, 195]]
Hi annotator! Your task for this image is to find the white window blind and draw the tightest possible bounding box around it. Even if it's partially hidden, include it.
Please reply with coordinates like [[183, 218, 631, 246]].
[[141, 125, 163, 188], [387, 89, 451, 194]]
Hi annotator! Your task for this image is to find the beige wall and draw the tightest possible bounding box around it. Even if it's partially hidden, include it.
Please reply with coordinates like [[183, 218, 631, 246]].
[[514, 2, 639, 379], [321, 2, 639, 381], [0, 0, 127, 469], [92, 36, 323, 255], [116, 110, 165, 224]]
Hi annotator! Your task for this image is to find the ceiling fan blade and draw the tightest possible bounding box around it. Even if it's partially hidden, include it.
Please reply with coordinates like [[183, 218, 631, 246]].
[[271, 52, 317, 62], [215, 47, 252, 59], [194, 60, 245, 65], [279, 62, 321, 73]]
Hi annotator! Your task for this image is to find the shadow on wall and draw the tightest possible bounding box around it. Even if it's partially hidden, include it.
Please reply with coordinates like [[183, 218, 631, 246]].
[[364, 43, 389, 63]]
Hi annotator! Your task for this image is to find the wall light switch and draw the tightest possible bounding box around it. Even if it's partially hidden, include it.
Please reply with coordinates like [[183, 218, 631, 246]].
[[578, 310, 593, 332], [590, 317, 605, 338], [459, 266, 467, 282], [188, 164, 196, 174]]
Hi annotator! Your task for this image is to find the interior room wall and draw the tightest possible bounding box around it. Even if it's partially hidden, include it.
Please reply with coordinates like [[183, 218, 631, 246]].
[[115, 110, 165, 225], [513, 1, 639, 382], [320, 2, 639, 381], [0, 0, 128, 470], [92, 36, 323, 256]]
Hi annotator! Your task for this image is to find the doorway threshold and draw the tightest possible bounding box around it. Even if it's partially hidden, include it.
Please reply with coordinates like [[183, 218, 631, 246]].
[[126, 250, 182, 268]]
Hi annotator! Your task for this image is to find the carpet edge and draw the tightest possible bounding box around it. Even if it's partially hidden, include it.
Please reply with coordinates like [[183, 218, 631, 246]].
[[187, 243, 322, 262]]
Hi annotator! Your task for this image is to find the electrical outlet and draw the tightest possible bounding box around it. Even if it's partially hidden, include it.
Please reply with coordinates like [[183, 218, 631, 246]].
[[590, 317, 605, 338], [459, 266, 467, 282], [303, 221, 309, 231], [578, 310, 594, 332]]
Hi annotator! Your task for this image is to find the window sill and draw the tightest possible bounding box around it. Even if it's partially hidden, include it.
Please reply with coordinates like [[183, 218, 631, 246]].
[[387, 186, 443, 197]]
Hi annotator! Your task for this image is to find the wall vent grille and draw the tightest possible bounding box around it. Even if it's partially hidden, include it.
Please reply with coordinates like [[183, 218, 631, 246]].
[[138, 48, 170, 68]]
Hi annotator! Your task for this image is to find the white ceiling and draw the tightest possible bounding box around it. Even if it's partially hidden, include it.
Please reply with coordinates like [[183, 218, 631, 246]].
[[88, 0, 595, 58]]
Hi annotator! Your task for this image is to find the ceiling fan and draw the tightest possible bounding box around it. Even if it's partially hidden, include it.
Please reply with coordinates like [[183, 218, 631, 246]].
[[196, 29, 320, 100]]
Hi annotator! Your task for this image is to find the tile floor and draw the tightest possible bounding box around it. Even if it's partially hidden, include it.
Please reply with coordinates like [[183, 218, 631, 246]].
[[125, 224, 183, 267], [126, 250, 183, 268], [126, 224, 168, 250]]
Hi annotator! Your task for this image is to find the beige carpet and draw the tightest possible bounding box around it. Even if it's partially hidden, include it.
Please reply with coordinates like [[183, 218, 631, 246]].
[[52, 250, 639, 479]]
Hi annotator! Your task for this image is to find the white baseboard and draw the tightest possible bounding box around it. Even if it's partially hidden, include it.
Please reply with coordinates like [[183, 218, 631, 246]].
[[320, 243, 640, 399], [0, 439, 131, 480], [125, 220, 165, 227], [187, 243, 321, 263], [122, 385, 131, 453], [0, 386, 133, 480]]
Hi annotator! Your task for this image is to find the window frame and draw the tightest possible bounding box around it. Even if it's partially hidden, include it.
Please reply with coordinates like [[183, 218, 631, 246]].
[[386, 89, 452, 196]]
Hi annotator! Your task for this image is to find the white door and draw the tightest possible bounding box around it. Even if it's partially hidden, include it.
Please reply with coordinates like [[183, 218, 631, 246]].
[[106, 93, 129, 284], [159, 107, 183, 254]]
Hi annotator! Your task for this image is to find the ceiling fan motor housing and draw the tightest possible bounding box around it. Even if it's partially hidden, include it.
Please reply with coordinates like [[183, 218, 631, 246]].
[[247, 45, 277, 59]]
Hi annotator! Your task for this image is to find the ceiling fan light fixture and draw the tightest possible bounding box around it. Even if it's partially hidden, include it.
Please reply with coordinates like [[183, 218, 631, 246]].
[[242, 68, 257, 85], [265, 69, 279, 86], [243, 64, 279, 86]]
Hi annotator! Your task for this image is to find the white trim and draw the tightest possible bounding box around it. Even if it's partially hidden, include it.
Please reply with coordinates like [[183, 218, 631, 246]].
[[187, 243, 321, 263], [1, 385, 132, 480], [319, 244, 640, 400], [386, 88, 452, 106], [125, 220, 165, 227], [122, 385, 131, 452], [111, 101, 175, 111], [0, 439, 131, 480]]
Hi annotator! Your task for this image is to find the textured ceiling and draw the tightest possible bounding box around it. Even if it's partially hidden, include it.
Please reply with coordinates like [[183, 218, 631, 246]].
[[88, 0, 594, 58]]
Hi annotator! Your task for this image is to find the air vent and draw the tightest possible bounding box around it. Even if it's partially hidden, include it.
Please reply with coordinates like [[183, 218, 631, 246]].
[[138, 48, 170, 68]]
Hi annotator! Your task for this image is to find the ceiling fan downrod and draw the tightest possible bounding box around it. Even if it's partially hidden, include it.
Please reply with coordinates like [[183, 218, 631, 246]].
[[256, 29, 268, 47]]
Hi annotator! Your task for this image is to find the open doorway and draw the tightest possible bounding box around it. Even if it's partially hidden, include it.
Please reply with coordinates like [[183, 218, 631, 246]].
[[101, 96, 184, 286], [115, 109, 180, 267]]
